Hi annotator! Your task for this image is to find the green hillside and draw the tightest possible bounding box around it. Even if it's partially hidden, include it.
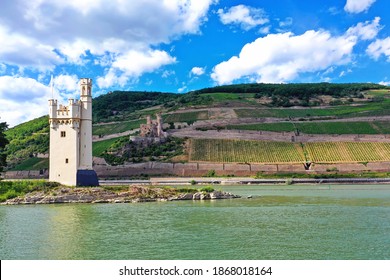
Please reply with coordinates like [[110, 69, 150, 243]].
[[3, 83, 390, 170], [5, 116, 49, 169]]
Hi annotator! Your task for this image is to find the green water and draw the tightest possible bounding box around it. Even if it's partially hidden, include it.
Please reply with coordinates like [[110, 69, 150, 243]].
[[1, 185, 390, 260]]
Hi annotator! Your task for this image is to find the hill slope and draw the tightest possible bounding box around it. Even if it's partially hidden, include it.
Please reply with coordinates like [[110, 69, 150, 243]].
[[3, 83, 390, 170]]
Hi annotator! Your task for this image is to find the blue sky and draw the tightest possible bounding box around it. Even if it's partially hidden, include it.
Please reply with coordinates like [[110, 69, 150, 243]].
[[1, 0, 390, 127]]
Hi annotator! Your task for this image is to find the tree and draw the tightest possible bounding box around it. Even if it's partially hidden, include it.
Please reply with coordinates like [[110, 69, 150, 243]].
[[0, 121, 9, 173]]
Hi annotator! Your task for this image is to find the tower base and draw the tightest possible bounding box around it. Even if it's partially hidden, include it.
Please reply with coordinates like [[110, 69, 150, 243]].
[[77, 170, 99, 186]]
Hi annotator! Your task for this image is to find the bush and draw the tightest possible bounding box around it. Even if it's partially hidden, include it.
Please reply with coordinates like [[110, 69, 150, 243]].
[[205, 170, 216, 177], [200, 186, 215, 193], [177, 187, 197, 193]]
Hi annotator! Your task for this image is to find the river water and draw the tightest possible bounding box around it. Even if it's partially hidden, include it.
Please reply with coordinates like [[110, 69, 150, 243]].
[[1, 184, 389, 260]]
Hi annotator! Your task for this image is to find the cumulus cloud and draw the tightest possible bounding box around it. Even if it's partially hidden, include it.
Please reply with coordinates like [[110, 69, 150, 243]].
[[0, 0, 217, 125], [0, 76, 50, 126], [279, 17, 293, 28], [211, 29, 361, 84], [211, 18, 383, 85], [96, 49, 176, 88], [53, 74, 79, 93], [218, 5, 269, 31], [0, 74, 89, 126], [0, 0, 215, 71], [344, 0, 376, 14], [367, 37, 390, 60], [190, 67, 206, 76], [379, 81, 390, 86], [0, 25, 63, 71], [346, 17, 382, 40]]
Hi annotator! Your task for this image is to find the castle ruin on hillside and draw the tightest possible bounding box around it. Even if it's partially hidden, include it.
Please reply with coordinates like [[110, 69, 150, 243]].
[[140, 113, 167, 138]]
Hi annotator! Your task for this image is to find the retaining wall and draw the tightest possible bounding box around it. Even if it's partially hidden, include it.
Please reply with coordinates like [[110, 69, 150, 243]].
[[4, 161, 390, 179]]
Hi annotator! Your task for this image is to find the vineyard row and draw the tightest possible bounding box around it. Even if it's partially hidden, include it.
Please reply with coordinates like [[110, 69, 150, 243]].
[[189, 139, 390, 164]]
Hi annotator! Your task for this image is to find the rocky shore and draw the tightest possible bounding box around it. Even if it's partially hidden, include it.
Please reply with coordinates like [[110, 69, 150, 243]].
[[1, 186, 240, 205]]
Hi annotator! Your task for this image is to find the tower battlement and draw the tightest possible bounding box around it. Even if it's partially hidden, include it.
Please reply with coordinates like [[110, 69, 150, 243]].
[[48, 99, 81, 121]]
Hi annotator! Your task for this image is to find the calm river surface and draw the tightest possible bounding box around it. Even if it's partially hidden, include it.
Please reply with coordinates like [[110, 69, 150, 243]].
[[1, 184, 390, 260]]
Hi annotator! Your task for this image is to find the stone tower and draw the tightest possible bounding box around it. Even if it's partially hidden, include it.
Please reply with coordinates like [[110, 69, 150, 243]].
[[48, 78, 99, 186]]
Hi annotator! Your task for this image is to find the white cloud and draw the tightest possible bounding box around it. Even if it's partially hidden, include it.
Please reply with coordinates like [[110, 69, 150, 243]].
[[0, 75, 87, 126], [218, 5, 269, 31], [0, 76, 50, 126], [53, 74, 79, 93], [211, 29, 358, 84], [178, 85, 188, 93], [111, 50, 176, 78], [0, 25, 64, 71], [96, 49, 176, 88], [279, 17, 293, 28], [346, 17, 382, 40], [379, 81, 390, 86], [190, 67, 206, 76], [367, 37, 390, 60], [259, 26, 271, 34], [0, 0, 215, 70], [96, 69, 129, 89], [344, 0, 376, 14], [162, 70, 176, 78]]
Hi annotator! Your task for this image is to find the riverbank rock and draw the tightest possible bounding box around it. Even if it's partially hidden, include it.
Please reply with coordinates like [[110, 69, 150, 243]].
[[1, 186, 240, 205]]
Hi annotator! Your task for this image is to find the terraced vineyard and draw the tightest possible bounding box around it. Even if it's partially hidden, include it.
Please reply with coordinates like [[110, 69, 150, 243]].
[[305, 142, 390, 163], [189, 139, 305, 163], [189, 139, 390, 164], [234, 99, 390, 119], [164, 111, 209, 123], [227, 121, 390, 134]]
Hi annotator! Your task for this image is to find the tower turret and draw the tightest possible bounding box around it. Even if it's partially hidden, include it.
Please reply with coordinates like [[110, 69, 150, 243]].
[[79, 78, 93, 170]]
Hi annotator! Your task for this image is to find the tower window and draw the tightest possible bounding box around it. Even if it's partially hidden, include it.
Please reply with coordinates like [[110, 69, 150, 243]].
[[61, 131, 66, 137], [65, 158, 69, 164]]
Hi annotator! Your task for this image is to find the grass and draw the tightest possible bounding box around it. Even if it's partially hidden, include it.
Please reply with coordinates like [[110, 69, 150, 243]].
[[202, 92, 256, 104], [295, 122, 379, 134], [365, 89, 390, 97], [164, 111, 209, 123], [10, 157, 49, 171], [0, 180, 60, 202], [92, 137, 124, 156], [235, 99, 390, 119], [92, 119, 144, 136]]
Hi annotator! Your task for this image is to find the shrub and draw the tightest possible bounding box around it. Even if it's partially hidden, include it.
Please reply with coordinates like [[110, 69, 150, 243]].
[[205, 170, 216, 177], [200, 186, 215, 193]]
